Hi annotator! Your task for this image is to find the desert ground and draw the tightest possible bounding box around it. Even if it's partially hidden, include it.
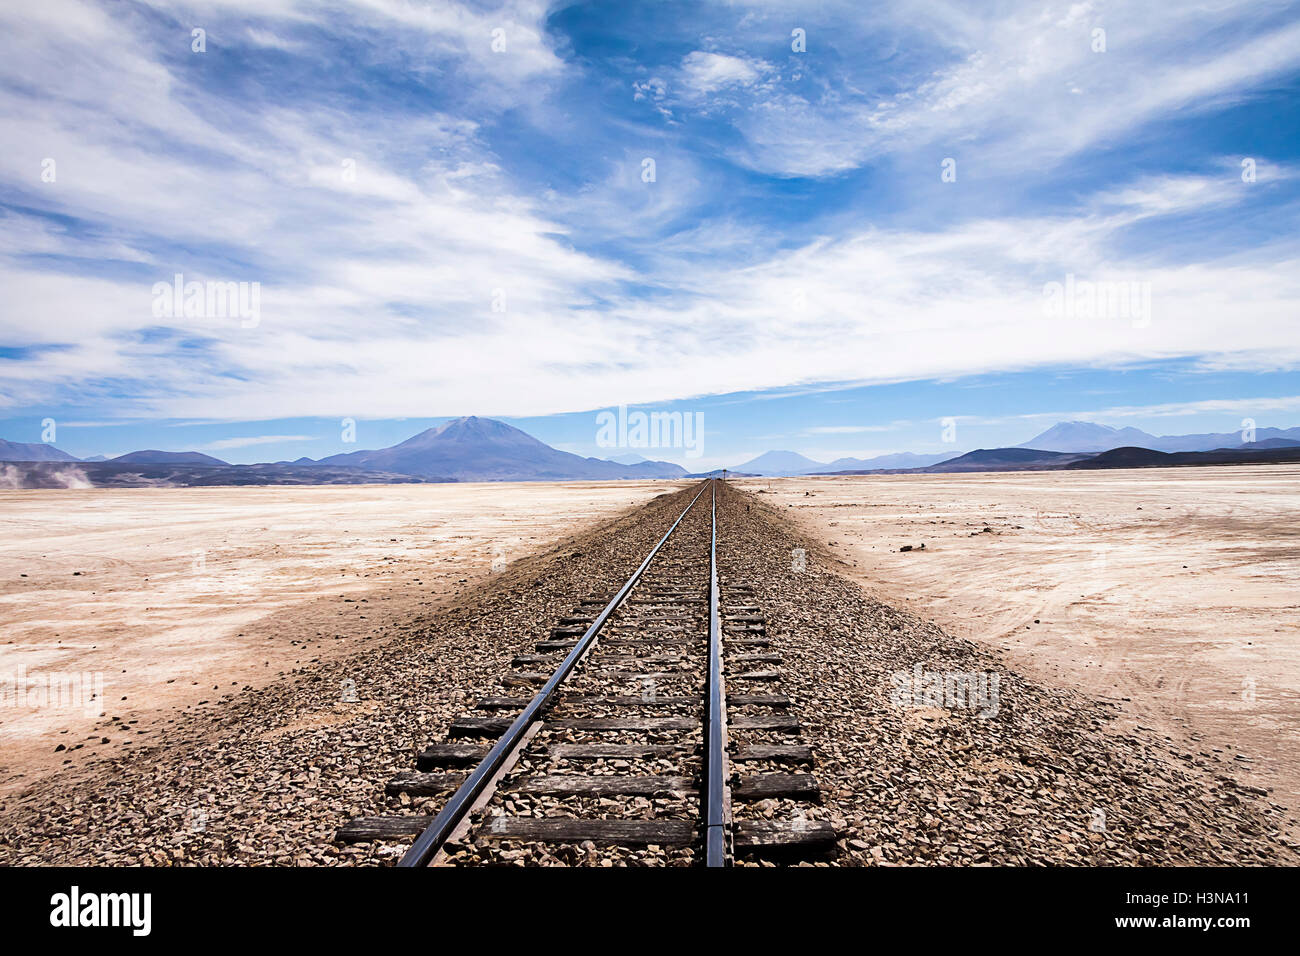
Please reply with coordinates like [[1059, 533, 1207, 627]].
[[4, 467, 1297, 852], [738, 465, 1300, 817], [0, 481, 679, 795], [0, 475, 1295, 866]]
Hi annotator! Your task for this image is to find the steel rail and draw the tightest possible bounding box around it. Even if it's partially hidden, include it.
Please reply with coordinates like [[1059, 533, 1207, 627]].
[[703, 479, 730, 865], [398, 481, 711, 867]]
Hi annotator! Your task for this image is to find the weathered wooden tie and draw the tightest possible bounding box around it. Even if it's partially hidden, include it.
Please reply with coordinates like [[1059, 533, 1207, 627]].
[[479, 817, 697, 846], [386, 771, 467, 796], [733, 773, 820, 801], [735, 819, 837, 851], [731, 744, 814, 764], [727, 693, 789, 707], [416, 744, 489, 769], [336, 816, 431, 843]]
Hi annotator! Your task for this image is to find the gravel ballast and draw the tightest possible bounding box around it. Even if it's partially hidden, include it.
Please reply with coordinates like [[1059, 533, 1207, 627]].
[[715, 482, 1298, 865]]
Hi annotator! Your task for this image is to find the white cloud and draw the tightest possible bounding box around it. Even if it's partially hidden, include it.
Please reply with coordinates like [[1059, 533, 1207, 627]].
[[244, 27, 301, 51], [1095, 162, 1295, 218], [680, 51, 765, 93], [199, 434, 316, 450], [805, 425, 896, 434], [1063, 395, 1300, 422]]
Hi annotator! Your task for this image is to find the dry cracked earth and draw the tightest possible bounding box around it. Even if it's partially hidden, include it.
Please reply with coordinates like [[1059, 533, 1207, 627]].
[[0, 483, 1295, 866]]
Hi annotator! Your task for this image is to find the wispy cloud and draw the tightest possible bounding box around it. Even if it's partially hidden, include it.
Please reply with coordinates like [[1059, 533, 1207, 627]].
[[198, 434, 316, 450], [679, 51, 767, 94], [805, 424, 897, 434], [1065, 395, 1300, 422], [957, 394, 1300, 427], [0, 0, 1296, 431], [724, 1, 1300, 177]]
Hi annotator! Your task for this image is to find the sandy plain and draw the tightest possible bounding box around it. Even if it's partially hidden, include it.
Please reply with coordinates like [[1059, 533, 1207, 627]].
[[738, 465, 1300, 817], [0, 480, 679, 794], [5, 466, 1297, 831]]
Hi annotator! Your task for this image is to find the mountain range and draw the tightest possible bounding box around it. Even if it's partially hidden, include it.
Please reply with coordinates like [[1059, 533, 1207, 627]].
[[729, 449, 952, 477], [3, 417, 1299, 488], [0, 441, 232, 466], [727, 421, 1300, 475], [0, 438, 80, 462], [308, 416, 687, 482], [1016, 420, 1300, 453], [111, 449, 229, 465], [0, 417, 689, 486]]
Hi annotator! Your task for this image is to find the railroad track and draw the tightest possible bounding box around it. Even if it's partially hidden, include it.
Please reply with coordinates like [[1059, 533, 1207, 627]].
[[337, 480, 836, 866]]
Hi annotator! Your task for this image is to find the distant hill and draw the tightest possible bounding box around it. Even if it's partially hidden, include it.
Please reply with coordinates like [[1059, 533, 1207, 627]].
[[814, 451, 952, 472], [924, 447, 1087, 472], [730, 450, 826, 477], [1239, 437, 1300, 450], [686, 468, 758, 478], [1068, 446, 1171, 469], [110, 450, 229, 466], [1153, 426, 1300, 452], [1069, 445, 1300, 469], [0, 460, 441, 489], [1018, 421, 1156, 453], [818, 441, 1300, 477], [616, 458, 691, 479], [0, 439, 80, 462], [729, 421, 1300, 476], [1022, 420, 1300, 453], [311, 416, 688, 481]]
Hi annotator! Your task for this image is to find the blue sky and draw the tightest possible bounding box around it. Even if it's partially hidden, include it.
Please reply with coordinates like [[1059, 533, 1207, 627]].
[[1, 0, 1299, 470]]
